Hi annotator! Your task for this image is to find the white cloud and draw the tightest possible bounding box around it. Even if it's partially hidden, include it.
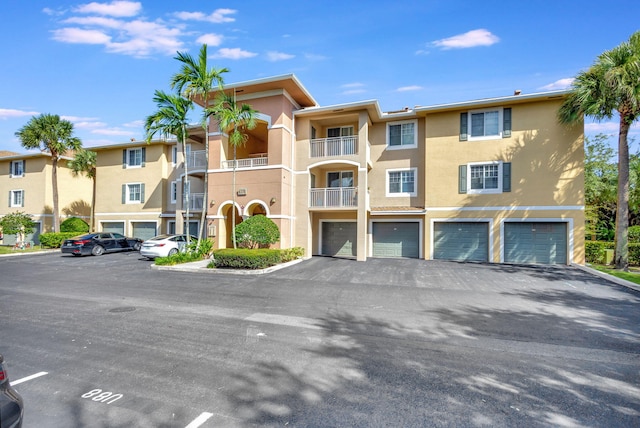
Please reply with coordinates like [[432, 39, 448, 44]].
[[174, 8, 236, 23], [342, 83, 364, 89], [75, 1, 142, 17], [91, 128, 134, 136], [63, 16, 124, 29], [304, 53, 327, 61], [397, 85, 423, 92], [432, 29, 499, 49], [52, 27, 112, 44], [539, 78, 575, 91], [123, 120, 143, 128], [266, 51, 295, 62], [212, 47, 257, 60], [0, 108, 40, 119], [196, 33, 224, 47]]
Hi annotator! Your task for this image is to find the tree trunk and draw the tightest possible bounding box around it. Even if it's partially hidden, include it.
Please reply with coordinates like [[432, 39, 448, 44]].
[[614, 117, 631, 270], [51, 156, 60, 232], [232, 143, 237, 249], [182, 126, 190, 245], [197, 123, 208, 250]]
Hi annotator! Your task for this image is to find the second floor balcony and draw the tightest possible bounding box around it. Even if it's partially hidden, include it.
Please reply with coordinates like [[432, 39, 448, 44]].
[[221, 154, 268, 169], [310, 187, 357, 208], [187, 193, 204, 210], [310, 136, 358, 158], [187, 150, 207, 170]]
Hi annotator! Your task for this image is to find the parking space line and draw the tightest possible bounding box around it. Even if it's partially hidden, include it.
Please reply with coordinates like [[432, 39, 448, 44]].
[[10, 371, 48, 386], [185, 412, 213, 428]]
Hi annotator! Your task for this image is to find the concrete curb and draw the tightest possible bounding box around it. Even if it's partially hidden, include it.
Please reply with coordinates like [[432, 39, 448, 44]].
[[150, 257, 305, 275], [0, 249, 60, 257], [573, 263, 640, 293]]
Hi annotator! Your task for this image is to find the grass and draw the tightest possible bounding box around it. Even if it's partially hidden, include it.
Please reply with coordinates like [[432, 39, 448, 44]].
[[0, 245, 45, 254], [590, 264, 640, 285]]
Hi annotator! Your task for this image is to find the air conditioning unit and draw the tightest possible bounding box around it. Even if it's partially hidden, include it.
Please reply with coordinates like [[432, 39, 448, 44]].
[[237, 188, 247, 196]]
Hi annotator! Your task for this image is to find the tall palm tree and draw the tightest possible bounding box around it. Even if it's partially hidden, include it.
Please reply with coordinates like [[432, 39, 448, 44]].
[[171, 44, 229, 247], [15, 114, 82, 232], [68, 149, 97, 232], [559, 30, 640, 270], [145, 90, 194, 243], [216, 91, 258, 248]]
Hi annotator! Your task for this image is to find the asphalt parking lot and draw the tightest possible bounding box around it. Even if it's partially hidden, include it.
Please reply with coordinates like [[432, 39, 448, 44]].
[[1, 251, 639, 427]]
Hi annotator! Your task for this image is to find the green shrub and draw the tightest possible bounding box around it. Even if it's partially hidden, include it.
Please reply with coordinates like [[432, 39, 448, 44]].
[[210, 247, 304, 269], [60, 217, 89, 233], [155, 251, 203, 266], [40, 232, 80, 248], [629, 226, 640, 243], [234, 215, 280, 249], [629, 243, 640, 265]]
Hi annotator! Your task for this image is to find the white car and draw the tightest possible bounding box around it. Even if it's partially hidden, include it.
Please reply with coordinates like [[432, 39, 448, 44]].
[[140, 234, 197, 259]]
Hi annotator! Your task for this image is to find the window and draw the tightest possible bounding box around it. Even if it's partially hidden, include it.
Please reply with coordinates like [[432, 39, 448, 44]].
[[460, 108, 511, 141], [172, 146, 178, 164], [459, 162, 511, 194], [387, 120, 417, 149], [387, 169, 416, 197], [123, 147, 145, 168], [170, 181, 177, 204], [327, 126, 353, 138], [9, 190, 24, 207], [327, 171, 354, 188], [10, 160, 24, 178], [122, 183, 145, 204]]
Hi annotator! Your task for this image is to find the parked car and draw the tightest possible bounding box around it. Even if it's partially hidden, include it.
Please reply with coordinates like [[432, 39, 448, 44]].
[[61, 233, 143, 256], [140, 234, 197, 259], [0, 354, 24, 428]]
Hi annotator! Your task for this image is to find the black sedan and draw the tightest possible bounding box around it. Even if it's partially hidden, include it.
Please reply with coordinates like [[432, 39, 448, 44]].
[[0, 354, 23, 428], [61, 233, 143, 256]]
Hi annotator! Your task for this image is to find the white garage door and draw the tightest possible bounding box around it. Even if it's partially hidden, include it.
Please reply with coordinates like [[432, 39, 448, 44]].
[[321, 222, 357, 257], [132, 222, 157, 241], [504, 222, 567, 265], [372, 222, 420, 258], [434, 222, 489, 262]]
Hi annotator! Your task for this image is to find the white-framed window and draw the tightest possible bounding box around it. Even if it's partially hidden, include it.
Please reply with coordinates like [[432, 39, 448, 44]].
[[327, 126, 354, 138], [386, 120, 417, 149], [9, 189, 24, 207], [327, 171, 354, 188], [125, 148, 144, 168], [468, 162, 502, 194], [171, 146, 178, 164], [469, 108, 503, 140], [386, 168, 417, 197], [123, 183, 145, 204], [170, 181, 177, 204], [10, 160, 24, 178]]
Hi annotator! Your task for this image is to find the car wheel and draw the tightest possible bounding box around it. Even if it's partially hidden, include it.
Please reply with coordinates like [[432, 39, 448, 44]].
[[168, 248, 178, 256], [133, 242, 142, 251], [91, 245, 105, 256]]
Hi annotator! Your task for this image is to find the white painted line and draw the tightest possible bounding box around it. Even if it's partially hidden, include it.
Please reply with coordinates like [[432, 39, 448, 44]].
[[185, 412, 214, 428], [10, 371, 48, 386]]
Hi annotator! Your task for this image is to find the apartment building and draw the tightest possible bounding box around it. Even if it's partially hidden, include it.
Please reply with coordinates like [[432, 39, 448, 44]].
[[193, 74, 583, 264], [0, 151, 92, 244]]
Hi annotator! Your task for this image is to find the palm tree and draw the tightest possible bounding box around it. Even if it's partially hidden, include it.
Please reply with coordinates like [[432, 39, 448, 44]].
[[15, 114, 82, 232], [145, 90, 194, 243], [216, 91, 258, 248], [68, 149, 97, 232], [171, 44, 228, 247], [558, 31, 640, 270]]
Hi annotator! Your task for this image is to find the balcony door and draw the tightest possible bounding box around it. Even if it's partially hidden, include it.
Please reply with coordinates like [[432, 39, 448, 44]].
[[327, 126, 353, 138], [327, 171, 353, 188]]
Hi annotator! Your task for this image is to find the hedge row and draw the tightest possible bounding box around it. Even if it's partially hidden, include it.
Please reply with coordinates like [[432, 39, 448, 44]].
[[39, 232, 82, 248], [585, 240, 640, 265], [210, 247, 304, 270]]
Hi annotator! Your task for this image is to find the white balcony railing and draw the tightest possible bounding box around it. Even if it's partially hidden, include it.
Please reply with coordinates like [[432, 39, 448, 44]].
[[187, 150, 207, 169], [310, 136, 358, 158], [221, 156, 268, 169], [188, 193, 204, 210], [309, 187, 357, 208]]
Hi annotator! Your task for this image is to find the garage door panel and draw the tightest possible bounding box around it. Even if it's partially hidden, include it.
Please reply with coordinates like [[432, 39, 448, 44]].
[[434, 222, 488, 262], [132, 222, 157, 241], [102, 222, 124, 235], [504, 222, 567, 265], [322, 222, 357, 257], [373, 222, 419, 258]]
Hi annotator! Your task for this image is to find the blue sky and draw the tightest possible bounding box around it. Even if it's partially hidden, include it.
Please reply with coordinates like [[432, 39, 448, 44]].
[[1, 0, 639, 153]]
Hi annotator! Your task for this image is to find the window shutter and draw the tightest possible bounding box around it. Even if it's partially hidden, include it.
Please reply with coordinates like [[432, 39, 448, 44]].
[[22, 160, 25, 176], [502, 162, 511, 192], [122, 184, 126, 204], [20, 190, 24, 207], [122, 150, 127, 169], [141, 147, 146, 167], [140, 183, 145, 203], [459, 113, 468, 141], [458, 165, 467, 193], [503, 108, 512, 138]]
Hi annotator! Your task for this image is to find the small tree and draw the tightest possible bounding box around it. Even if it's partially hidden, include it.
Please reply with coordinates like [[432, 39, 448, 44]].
[[0, 212, 35, 244], [234, 215, 280, 249]]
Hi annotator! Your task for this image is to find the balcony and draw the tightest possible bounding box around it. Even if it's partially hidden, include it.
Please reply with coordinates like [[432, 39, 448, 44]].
[[187, 150, 207, 170], [188, 193, 204, 210], [310, 187, 357, 208], [221, 154, 268, 169], [310, 136, 358, 158]]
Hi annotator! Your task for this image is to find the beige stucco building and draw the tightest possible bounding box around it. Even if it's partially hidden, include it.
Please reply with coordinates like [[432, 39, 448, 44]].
[[0, 151, 92, 244]]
